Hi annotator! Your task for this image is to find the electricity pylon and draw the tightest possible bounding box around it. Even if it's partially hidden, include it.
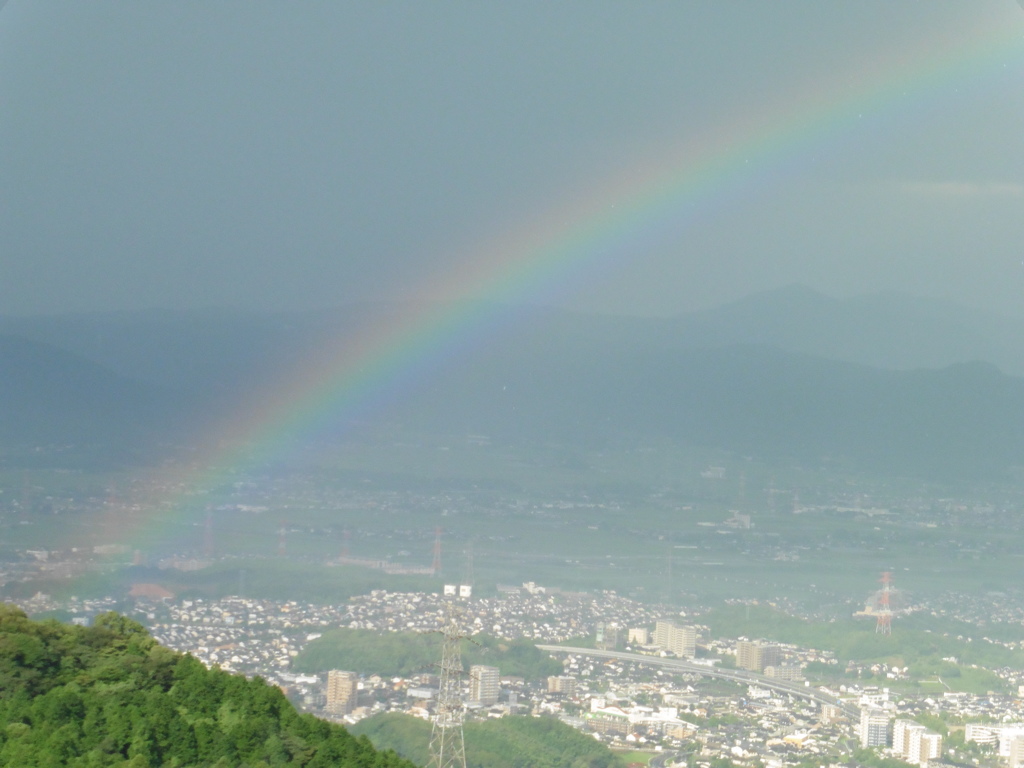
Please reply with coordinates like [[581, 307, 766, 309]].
[[428, 605, 468, 768]]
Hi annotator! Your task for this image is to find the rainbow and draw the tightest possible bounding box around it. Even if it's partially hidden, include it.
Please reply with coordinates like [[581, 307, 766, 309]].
[[92, 10, 1024, 554]]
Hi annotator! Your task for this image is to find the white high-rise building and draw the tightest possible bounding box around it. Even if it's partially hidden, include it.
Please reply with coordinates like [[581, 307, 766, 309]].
[[918, 732, 942, 764], [893, 718, 941, 765], [469, 665, 500, 706], [653, 620, 672, 648], [1009, 736, 1024, 768], [653, 621, 696, 658], [628, 627, 649, 645], [859, 708, 891, 748], [1002, 729, 1024, 758]]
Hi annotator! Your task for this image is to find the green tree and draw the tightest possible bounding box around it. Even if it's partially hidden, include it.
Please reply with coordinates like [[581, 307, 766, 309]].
[[0, 605, 419, 768]]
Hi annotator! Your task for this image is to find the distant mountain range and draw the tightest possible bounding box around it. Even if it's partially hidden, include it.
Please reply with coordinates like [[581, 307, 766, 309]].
[[0, 334, 184, 449], [670, 284, 1024, 376], [2, 286, 1022, 479]]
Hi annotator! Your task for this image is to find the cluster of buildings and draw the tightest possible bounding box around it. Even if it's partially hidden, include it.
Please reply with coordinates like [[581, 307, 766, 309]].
[[892, 720, 943, 766], [541, 651, 849, 760], [855, 685, 946, 768], [964, 723, 1024, 766], [576, 701, 699, 742], [16, 580, 1024, 768], [858, 707, 942, 766], [305, 646, 846, 761], [735, 640, 806, 682], [652, 620, 697, 658], [636, 623, 808, 684]]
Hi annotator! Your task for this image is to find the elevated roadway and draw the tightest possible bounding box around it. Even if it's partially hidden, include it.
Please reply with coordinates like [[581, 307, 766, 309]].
[[536, 645, 859, 718]]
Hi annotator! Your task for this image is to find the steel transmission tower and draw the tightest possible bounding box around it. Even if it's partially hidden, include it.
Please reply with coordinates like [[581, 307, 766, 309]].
[[875, 571, 893, 635], [429, 606, 468, 768]]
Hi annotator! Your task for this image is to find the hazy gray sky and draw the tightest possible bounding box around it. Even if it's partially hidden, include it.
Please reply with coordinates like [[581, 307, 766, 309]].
[[1, 1, 1022, 318]]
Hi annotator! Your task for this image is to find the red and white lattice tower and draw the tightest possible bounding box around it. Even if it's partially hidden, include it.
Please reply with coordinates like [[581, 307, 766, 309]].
[[341, 528, 351, 559], [432, 527, 443, 576], [278, 520, 287, 557], [875, 571, 893, 635]]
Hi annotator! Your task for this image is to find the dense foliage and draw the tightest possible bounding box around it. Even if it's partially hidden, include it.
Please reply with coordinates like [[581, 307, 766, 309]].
[[0, 604, 415, 768], [353, 712, 626, 768], [293, 629, 562, 680]]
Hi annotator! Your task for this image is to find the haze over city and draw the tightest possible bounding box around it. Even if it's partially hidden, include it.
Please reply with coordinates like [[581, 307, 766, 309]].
[[2, 4, 1024, 768]]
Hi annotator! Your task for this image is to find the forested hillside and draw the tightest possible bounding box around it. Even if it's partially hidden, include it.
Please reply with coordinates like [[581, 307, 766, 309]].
[[293, 628, 562, 680], [0, 604, 415, 768], [352, 712, 625, 768]]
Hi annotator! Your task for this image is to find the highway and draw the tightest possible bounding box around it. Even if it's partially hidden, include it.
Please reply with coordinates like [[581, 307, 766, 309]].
[[535, 645, 859, 718]]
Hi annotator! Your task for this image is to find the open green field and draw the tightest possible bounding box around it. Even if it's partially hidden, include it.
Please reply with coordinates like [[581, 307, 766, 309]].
[[613, 751, 655, 766]]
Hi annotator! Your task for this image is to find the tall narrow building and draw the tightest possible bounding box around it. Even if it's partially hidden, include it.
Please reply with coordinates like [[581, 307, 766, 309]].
[[326, 669, 358, 714], [469, 665, 500, 706], [859, 708, 892, 748], [894, 719, 942, 766]]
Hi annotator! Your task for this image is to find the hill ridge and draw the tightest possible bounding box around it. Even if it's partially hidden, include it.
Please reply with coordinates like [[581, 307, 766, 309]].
[[0, 603, 415, 768]]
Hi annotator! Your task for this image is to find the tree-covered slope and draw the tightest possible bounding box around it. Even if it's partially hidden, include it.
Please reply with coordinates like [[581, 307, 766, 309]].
[[352, 712, 626, 768], [292, 628, 561, 680], [0, 604, 415, 768]]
